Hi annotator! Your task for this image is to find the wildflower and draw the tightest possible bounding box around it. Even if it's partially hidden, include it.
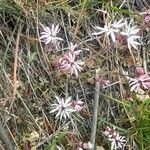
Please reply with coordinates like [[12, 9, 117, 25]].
[[71, 100, 84, 111], [129, 74, 150, 93], [144, 15, 150, 22], [121, 20, 141, 50], [61, 52, 84, 77], [135, 66, 145, 76], [103, 126, 126, 150], [92, 19, 125, 42], [144, 9, 150, 22], [69, 42, 82, 56], [50, 96, 75, 121], [54, 43, 84, 77], [40, 24, 63, 45]]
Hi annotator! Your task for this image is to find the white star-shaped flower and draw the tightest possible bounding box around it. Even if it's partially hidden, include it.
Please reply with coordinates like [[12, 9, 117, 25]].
[[61, 52, 84, 77], [40, 24, 63, 45], [109, 134, 126, 150], [92, 19, 125, 42], [103, 126, 126, 150], [50, 96, 75, 121], [121, 20, 141, 50]]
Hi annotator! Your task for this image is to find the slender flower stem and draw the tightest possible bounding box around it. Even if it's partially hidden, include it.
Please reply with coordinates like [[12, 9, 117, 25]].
[[90, 74, 100, 149]]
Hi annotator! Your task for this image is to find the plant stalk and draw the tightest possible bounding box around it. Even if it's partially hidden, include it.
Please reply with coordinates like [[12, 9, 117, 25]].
[[0, 124, 14, 150], [90, 79, 100, 149]]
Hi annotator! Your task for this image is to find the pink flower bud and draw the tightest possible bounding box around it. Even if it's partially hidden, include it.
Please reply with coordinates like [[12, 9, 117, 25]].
[[71, 100, 84, 112], [115, 32, 123, 41], [144, 15, 150, 22], [51, 58, 62, 68], [144, 9, 150, 22], [135, 66, 145, 76]]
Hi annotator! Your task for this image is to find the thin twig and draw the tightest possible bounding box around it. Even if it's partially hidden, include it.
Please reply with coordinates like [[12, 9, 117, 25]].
[[90, 72, 100, 149]]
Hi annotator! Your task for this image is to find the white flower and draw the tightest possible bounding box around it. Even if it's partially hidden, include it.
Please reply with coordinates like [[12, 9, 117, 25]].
[[40, 24, 63, 45], [61, 52, 84, 77], [50, 96, 75, 121], [62, 60, 84, 77], [121, 20, 141, 50], [92, 19, 125, 42], [103, 126, 126, 150], [70, 60, 84, 77], [108, 134, 126, 150]]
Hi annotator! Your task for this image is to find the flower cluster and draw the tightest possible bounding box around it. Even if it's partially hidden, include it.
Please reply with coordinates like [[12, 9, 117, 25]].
[[39, 17, 146, 149], [40, 24, 84, 77], [50, 96, 84, 121], [128, 67, 150, 93], [93, 19, 141, 50], [103, 126, 126, 150]]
